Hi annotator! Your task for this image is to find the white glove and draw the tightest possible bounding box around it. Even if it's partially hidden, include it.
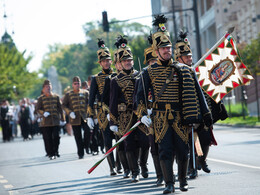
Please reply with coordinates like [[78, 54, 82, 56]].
[[60, 121, 66, 126], [37, 118, 42, 123], [43, 112, 50, 118], [94, 118, 98, 125], [110, 125, 118, 133], [147, 109, 153, 116], [107, 114, 110, 121], [87, 117, 94, 129], [69, 112, 76, 119], [141, 115, 152, 127]]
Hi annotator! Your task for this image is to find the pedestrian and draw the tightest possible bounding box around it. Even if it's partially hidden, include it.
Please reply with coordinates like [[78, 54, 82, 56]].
[[35, 80, 65, 159], [0, 100, 12, 142]]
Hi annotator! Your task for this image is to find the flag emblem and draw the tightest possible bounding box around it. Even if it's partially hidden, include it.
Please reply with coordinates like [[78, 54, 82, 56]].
[[195, 33, 254, 103]]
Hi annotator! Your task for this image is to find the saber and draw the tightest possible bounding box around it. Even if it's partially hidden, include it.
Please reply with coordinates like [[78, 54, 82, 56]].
[[87, 121, 141, 174], [138, 57, 148, 107], [191, 126, 196, 169]]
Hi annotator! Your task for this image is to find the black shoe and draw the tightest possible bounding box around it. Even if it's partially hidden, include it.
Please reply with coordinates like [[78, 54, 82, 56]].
[[55, 152, 60, 158], [110, 168, 117, 176], [92, 151, 99, 156], [156, 176, 164, 186], [179, 179, 189, 191], [117, 168, 123, 174], [189, 169, 198, 179], [131, 174, 139, 182], [101, 149, 105, 154], [163, 184, 174, 194], [49, 156, 56, 160], [79, 155, 84, 159], [123, 169, 130, 178], [201, 162, 211, 173], [141, 166, 149, 178]]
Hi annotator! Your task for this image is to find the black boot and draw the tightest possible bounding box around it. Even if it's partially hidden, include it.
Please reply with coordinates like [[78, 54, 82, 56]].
[[126, 151, 140, 182], [160, 160, 175, 194], [115, 149, 123, 174], [152, 155, 164, 186], [106, 147, 116, 176], [140, 148, 149, 178], [178, 160, 189, 192], [188, 153, 198, 179], [118, 151, 130, 178], [198, 145, 211, 173]]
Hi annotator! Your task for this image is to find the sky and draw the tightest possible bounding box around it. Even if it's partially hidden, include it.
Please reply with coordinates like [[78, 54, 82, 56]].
[[0, 0, 153, 72]]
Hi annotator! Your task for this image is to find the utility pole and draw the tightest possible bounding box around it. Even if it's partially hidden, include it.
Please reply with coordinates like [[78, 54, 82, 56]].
[[171, 0, 178, 40], [192, 0, 202, 59]]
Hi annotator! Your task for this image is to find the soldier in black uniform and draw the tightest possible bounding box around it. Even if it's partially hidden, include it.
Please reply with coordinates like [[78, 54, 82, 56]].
[[142, 34, 164, 186], [174, 30, 228, 179], [87, 39, 117, 176], [62, 76, 89, 159], [36, 80, 65, 159], [101, 37, 129, 177], [109, 35, 150, 182], [136, 15, 213, 194]]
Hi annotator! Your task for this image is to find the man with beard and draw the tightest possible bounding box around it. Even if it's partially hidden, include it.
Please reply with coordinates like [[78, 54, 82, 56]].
[[109, 35, 150, 182], [174, 30, 228, 179], [87, 39, 117, 176], [136, 15, 213, 194]]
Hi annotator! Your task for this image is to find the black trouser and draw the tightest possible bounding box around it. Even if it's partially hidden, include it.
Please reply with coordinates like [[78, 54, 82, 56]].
[[90, 123, 99, 153], [1, 120, 11, 141], [20, 119, 30, 139], [102, 125, 116, 169], [72, 119, 88, 157], [158, 122, 189, 185], [83, 122, 91, 153], [41, 126, 60, 156]]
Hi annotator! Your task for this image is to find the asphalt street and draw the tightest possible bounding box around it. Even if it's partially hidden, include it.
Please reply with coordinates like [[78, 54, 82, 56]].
[[0, 125, 260, 195]]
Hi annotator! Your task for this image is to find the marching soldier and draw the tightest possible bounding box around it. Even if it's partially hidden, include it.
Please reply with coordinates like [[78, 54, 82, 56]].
[[87, 39, 117, 175], [136, 15, 213, 193], [62, 76, 89, 159], [101, 38, 128, 177], [142, 34, 164, 186], [109, 35, 150, 182], [174, 30, 228, 179], [36, 80, 65, 159]]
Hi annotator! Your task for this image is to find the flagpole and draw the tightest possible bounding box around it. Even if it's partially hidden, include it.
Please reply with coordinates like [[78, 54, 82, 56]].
[[87, 121, 141, 174], [193, 27, 235, 69]]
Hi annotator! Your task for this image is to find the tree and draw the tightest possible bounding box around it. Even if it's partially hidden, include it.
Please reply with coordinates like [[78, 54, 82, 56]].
[[41, 20, 152, 92], [0, 32, 39, 101]]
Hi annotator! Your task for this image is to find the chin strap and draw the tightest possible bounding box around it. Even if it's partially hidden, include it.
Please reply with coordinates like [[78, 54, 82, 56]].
[[158, 50, 167, 61]]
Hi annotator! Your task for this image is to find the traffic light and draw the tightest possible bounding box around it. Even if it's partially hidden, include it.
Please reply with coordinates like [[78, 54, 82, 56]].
[[102, 11, 109, 32]]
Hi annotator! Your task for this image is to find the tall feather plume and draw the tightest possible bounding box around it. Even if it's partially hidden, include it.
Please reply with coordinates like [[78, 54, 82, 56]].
[[97, 38, 105, 48], [177, 30, 188, 42], [147, 32, 153, 45], [117, 35, 128, 47], [152, 14, 167, 30]]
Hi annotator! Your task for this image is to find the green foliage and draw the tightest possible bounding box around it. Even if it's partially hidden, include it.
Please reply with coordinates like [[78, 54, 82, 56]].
[[0, 42, 39, 101], [224, 103, 248, 117], [239, 33, 260, 75], [41, 20, 152, 91], [217, 116, 260, 126]]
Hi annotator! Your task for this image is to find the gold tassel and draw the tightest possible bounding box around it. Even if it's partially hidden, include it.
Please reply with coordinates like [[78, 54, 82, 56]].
[[168, 111, 174, 120]]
